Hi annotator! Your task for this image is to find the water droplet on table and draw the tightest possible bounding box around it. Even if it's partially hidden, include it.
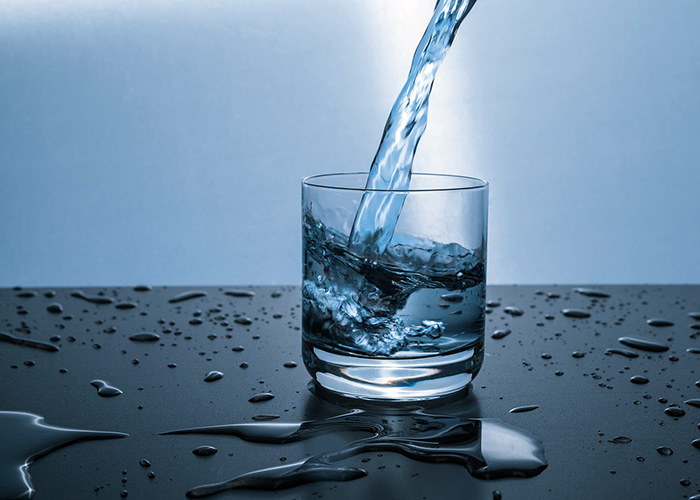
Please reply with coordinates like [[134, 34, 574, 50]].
[[562, 309, 591, 318], [646, 318, 674, 327], [204, 371, 223, 382], [129, 332, 161, 342], [249, 393, 275, 403], [605, 348, 639, 358], [0, 331, 60, 352], [168, 291, 208, 303], [573, 288, 610, 298], [509, 405, 539, 414], [491, 329, 511, 340], [224, 290, 256, 298], [90, 380, 123, 397], [503, 306, 523, 316], [71, 291, 114, 304], [629, 376, 649, 385], [618, 336, 669, 353], [46, 303, 64, 314], [192, 445, 218, 457], [608, 436, 632, 444]]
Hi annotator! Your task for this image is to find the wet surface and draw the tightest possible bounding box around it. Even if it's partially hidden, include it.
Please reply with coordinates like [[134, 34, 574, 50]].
[[0, 285, 698, 499]]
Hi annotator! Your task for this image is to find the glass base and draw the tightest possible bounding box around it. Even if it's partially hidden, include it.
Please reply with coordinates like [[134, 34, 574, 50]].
[[302, 340, 483, 402]]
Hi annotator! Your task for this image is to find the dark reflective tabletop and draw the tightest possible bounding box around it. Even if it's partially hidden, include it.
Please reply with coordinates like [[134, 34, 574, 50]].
[[1, 285, 698, 499]]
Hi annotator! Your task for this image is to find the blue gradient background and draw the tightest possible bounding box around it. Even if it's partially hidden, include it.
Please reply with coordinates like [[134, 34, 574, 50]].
[[1, 0, 699, 286]]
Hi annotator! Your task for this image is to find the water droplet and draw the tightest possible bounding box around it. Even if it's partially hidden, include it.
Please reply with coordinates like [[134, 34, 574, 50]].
[[680, 479, 691, 486], [492, 491, 502, 500], [561, 309, 590, 318], [605, 348, 639, 358], [691, 438, 700, 449], [635, 456, 645, 462], [168, 291, 208, 303], [70, 291, 114, 304], [664, 407, 686, 418], [629, 376, 649, 385], [618, 336, 669, 353], [249, 393, 275, 403], [573, 288, 610, 298], [684, 399, 700, 408], [115, 302, 137, 310], [204, 371, 223, 382], [46, 303, 63, 314], [571, 351, 585, 359], [252, 415, 281, 421], [23, 361, 35, 367], [555, 371, 564, 376], [503, 306, 523, 316], [687, 347, 700, 354], [491, 329, 511, 340], [133, 285, 152, 292], [646, 318, 674, 327], [120, 489, 128, 497], [129, 332, 160, 342], [224, 290, 256, 298], [147, 471, 156, 479], [608, 436, 632, 444], [16, 291, 38, 298], [139, 459, 151, 468], [232, 346, 244, 352], [486, 300, 500, 308], [656, 446, 673, 456], [167, 363, 177, 368], [240, 363, 249, 369], [283, 362, 298, 368], [0, 331, 60, 352], [540, 353, 551, 360], [90, 380, 123, 397], [189, 319, 203, 326], [688, 312, 700, 320], [235, 318, 253, 326], [192, 445, 218, 457], [509, 405, 539, 414]]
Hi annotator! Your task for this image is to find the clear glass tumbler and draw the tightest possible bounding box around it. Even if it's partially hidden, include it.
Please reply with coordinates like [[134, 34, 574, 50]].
[[302, 173, 488, 402]]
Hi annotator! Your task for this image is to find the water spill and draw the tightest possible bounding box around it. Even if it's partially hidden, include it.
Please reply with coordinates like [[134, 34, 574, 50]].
[[509, 405, 539, 414], [169, 291, 208, 304], [684, 399, 700, 408], [604, 348, 639, 359], [46, 303, 63, 314], [573, 288, 610, 298], [646, 318, 673, 327], [90, 380, 123, 397], [608, 436, 632, 444], [193, 446, 218, 457], [162, 409, 546, 497], [618, 336, 669, 353], [0, 332, 60, 352], [129, 332, 161, 342], [561, 309, 591, 319], [491, 329, 511, 340], [655, 446, 673, 456], [249, 393, 275, 403], [224, 290, 256, 298], [663, 407, 685, 418], [204, 371, 223, 382], [629, 376, 649, 385], [0, 411, 126, 500], [70, 291, 114, 304], [503, 307, 523, 316]]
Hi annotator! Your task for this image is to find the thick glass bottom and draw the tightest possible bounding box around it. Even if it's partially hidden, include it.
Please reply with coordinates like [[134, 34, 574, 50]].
[[302, 340, 483, 402]]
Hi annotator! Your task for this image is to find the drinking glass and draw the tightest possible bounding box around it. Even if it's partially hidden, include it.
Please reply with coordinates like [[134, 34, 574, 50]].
[[302, 172, 488, 402]]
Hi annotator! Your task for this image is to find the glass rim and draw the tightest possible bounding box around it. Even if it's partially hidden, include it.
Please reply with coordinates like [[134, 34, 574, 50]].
[[302, 172, 488, 193]]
